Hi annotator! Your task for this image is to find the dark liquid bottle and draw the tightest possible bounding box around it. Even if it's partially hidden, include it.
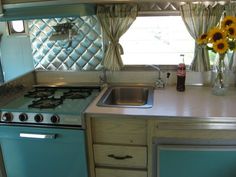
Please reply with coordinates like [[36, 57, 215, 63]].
[[176, 63, 186, 92]]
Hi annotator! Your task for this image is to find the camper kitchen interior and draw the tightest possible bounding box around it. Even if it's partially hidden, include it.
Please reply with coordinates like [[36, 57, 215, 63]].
[[1, 0, 236, 177]]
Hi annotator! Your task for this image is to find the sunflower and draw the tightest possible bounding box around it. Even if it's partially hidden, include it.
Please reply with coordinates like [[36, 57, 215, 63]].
[[213, 39, 229, 54], [226, 24, 236, 39], [208, 27, 226, 43], [228, 40, 236, 51], [221, 16, 236, 29], [197, 33, 208, 44]]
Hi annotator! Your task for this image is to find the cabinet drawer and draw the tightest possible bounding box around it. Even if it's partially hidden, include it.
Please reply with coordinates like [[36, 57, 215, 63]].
[[95, 168, 147, 177], [94, 144, 147, 169], [92, 117, 146, 145], [153, 120, 236, 140]]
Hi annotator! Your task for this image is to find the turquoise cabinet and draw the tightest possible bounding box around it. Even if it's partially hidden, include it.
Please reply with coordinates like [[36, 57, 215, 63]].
[[158, 145, 236, 177]]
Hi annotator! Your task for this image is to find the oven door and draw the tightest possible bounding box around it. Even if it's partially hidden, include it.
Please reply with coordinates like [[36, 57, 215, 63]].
[[0, 125, 88, 177]]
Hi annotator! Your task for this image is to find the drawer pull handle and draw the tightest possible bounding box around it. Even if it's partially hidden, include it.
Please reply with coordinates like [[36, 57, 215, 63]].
[[107, 154, 133, 160]]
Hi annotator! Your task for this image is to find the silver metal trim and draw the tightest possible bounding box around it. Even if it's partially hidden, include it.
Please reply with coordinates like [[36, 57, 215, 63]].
[[122, 65, 179, 71], [3, 0, 137, 9], [20, 133, 56, 139], [138, 10, 180, 16], [156, 122, 236, 130], [0, 111, 83, 126]]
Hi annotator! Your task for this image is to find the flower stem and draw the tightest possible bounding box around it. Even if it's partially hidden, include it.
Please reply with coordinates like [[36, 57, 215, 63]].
[[218, 54, 225, 88]]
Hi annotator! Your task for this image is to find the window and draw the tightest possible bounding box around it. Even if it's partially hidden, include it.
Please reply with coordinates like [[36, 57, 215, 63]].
[[7, 20, 28, 35], [120, 16, 194, 65]]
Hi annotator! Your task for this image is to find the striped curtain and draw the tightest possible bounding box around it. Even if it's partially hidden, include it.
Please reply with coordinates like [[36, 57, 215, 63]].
[[97, 4, 138, 71], [225, 3, 236, 70], [180, 3, 224, 72]]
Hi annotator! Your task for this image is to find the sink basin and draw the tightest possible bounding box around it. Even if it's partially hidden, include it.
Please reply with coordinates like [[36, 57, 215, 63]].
[[97, 86, 153, 108]]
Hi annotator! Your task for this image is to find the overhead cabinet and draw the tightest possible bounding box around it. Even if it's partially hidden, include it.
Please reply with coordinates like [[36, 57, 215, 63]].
[[0, 0, 96, 21], [0, 0, 182, 21]]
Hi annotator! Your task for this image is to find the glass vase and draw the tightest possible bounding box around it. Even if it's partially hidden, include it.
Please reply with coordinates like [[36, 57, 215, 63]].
[[211, 53, 229, 96]]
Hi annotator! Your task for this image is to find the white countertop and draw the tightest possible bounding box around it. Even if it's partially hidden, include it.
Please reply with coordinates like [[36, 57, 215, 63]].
[[85, 86, 236, 119]]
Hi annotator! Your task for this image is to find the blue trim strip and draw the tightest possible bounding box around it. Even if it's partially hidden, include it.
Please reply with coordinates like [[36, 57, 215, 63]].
[[0, 4, 96, 21]]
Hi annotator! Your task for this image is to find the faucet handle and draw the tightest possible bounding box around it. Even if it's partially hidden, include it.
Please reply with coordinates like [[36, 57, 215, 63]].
[[155, 78, 165, 88]]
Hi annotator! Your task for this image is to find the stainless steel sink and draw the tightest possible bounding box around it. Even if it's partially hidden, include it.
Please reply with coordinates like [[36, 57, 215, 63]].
[[97, 86, 154, 108]]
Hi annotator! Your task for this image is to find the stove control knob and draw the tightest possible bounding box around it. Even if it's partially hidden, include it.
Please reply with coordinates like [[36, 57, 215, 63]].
[[34, 114, 43, 123], [51, 115, 60, 124], [2, 112, 13, 122], [19, 113, 28, 122]]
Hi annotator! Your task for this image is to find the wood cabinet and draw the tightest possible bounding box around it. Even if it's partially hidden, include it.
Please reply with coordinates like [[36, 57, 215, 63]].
[[96, 168, 147, 177], [87, 116, 236, 177], [86, 115, 147, 177]]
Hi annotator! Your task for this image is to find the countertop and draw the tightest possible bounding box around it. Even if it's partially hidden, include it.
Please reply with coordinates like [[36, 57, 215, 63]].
[[85, 86, 236, 119]]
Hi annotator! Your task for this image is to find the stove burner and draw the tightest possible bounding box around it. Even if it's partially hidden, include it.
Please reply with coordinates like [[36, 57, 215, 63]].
[[25, 88, 56, 98], [28, 97, 63, 109], [62, 89, 91, 99]]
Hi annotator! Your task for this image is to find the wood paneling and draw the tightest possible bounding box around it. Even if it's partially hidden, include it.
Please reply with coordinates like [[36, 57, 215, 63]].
[[96, 168, 147, 177], [92, 117, 147, 145]]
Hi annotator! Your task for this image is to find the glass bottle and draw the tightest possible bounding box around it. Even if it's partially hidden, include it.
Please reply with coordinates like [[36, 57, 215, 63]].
[[176, 54, 186, 92]]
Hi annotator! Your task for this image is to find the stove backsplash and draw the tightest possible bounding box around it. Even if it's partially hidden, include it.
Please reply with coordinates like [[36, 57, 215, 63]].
[[28, 16, 104, 71], [0, 71, 36, 107]]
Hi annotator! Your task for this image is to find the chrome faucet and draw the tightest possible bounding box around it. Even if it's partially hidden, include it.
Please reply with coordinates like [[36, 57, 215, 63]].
[[99, 68, 108, 85], [149, 65, 165, 88]]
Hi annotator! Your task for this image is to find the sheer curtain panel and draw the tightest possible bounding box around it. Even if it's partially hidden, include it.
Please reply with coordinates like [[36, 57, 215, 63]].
[[225, 3, 236, 70], [180, 3, 224, 72], [97, 4, 137, 71]]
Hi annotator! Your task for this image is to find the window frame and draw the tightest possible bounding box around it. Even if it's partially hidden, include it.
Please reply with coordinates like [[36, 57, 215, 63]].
[[6, 20, 29, 36]]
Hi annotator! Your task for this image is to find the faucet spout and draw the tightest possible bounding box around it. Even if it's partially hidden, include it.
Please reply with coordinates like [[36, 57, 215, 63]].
[[99, 68, 108, 85], [147, 65, 165, 88], [149, 65, 161, 79]]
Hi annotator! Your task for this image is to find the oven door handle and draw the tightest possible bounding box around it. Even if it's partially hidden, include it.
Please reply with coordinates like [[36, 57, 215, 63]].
[[20, 133, 56, 139]]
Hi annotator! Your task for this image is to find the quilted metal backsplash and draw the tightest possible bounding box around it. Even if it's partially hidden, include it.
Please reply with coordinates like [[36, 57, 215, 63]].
[[139, 2, 179, 12], [138, 2, 180, 15], [28, 16, 104, 71]]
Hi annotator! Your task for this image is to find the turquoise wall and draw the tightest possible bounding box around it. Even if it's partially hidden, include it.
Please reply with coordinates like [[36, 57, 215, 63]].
[[0, 22, 34, 82]]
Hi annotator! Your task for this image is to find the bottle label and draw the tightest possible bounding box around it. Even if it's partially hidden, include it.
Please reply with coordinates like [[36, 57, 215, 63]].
[[177, 63, 186, 76]]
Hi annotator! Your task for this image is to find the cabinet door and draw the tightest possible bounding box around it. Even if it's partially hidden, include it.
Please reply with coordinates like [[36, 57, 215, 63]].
[[2, 0, 54, 5], [157, 145, 236, 177]]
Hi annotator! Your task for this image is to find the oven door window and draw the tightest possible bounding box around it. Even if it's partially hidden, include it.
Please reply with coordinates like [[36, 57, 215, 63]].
[[0, 126, 88, 177]]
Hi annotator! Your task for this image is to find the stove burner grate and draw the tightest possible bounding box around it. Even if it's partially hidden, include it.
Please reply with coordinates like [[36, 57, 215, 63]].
[[25, 88, 56, 99], [28, 97, 63, 109], [62, 89, 92, 99]]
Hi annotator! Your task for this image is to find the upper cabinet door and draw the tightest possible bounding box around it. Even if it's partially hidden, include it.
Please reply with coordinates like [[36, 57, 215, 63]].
[[0, 1, 96, 21]]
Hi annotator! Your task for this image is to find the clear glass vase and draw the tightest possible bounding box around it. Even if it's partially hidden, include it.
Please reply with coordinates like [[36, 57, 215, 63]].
[[211, 53, 229, 96]]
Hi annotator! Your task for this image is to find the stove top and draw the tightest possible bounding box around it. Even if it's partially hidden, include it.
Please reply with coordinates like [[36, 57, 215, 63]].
[[0, 86, 100, 127]]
